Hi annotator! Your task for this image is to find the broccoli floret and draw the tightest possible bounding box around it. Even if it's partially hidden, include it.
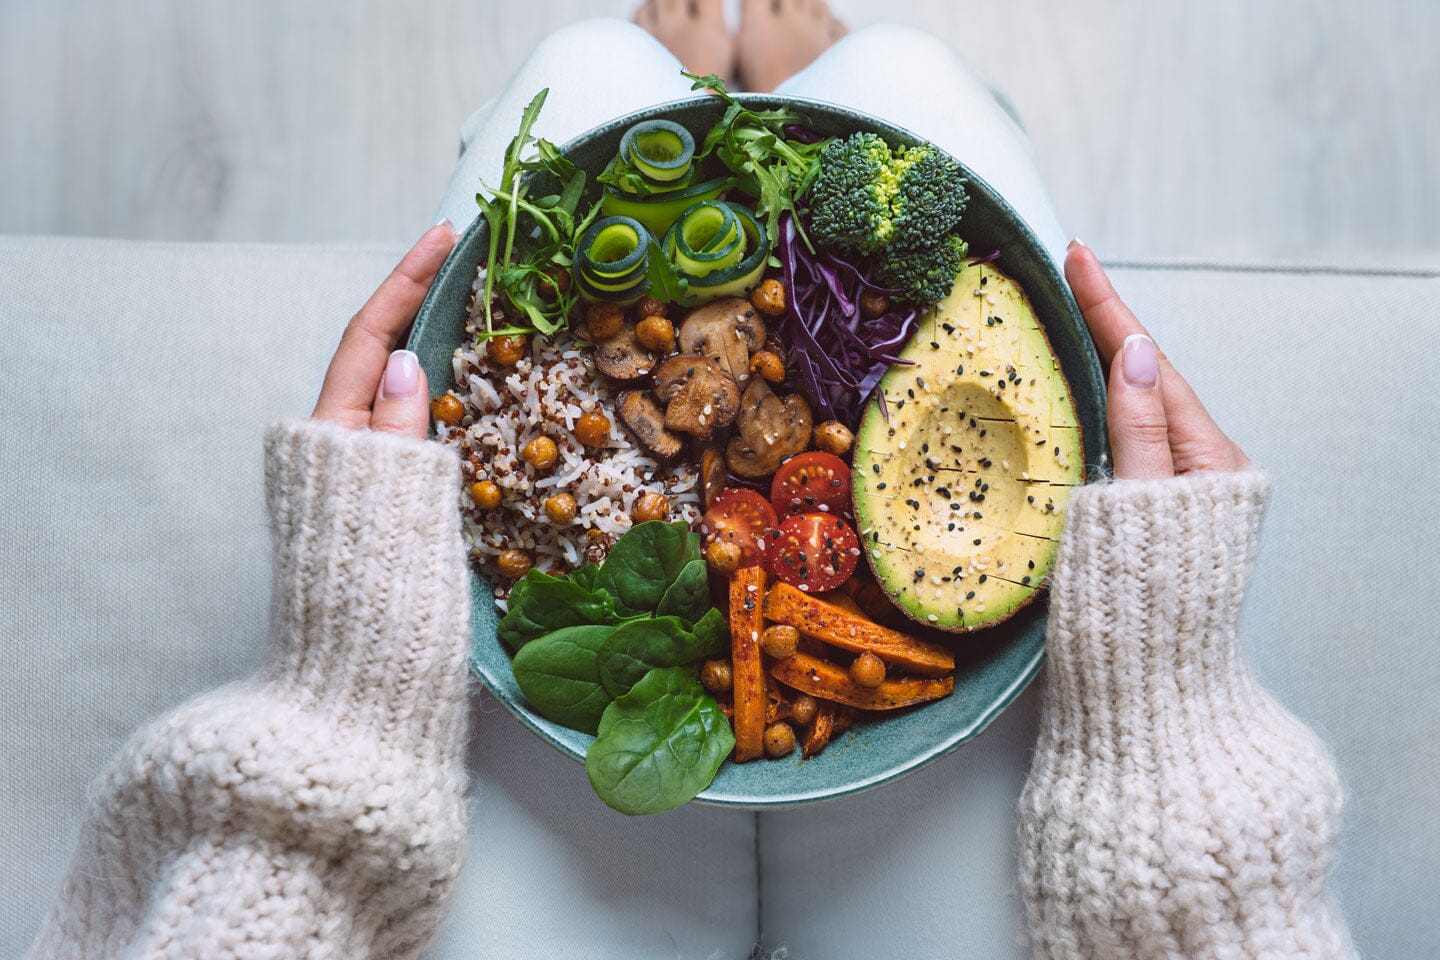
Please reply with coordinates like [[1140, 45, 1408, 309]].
[[876, 234, 971, 305], [808, 133, 896, 254], [889, 144, 968, 246], [808, 134, 970, 301]]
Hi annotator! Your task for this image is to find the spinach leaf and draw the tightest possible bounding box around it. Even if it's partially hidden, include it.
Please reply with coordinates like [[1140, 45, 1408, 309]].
[[569, 563, 602, 592], [654, 558, 710, 623], [498, 569, 613, 652], [586, 667, 735, 815], [688, 607, 728, 651], [597, 615, 727, 698], [595, 521, 701, 617], [511, 624, 614, 734]]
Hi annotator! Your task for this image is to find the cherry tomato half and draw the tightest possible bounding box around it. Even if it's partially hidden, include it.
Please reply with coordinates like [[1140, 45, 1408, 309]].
[[769, 512, 861, 593], [699, 487, 778, 570], [770, 451, 853, 518]]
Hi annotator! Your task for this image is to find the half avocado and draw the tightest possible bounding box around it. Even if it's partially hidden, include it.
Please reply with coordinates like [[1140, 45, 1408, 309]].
[[852, 262, 1084, 632]]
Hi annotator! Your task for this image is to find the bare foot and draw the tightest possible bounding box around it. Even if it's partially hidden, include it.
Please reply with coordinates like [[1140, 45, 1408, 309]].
[[636, 0, 736, 83], [738, 0, 847, 92]]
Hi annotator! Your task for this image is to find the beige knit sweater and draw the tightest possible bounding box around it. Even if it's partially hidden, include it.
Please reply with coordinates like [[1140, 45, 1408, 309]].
[[30, 421, 1353, 959]]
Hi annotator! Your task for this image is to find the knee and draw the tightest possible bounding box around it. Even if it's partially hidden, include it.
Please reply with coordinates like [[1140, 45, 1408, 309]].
[[837, 22, 959, 69], [528, 17, 661, 65]]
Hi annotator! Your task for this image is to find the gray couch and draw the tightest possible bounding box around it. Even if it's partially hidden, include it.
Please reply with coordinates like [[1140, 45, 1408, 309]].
[[2, 235, 1435, 958]]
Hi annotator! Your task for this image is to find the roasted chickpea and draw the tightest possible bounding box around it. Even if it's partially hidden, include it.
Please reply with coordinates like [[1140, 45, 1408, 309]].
[[634, 295, 667, 319], [431, 393, 465, 425], [849, 652, 886, 688], [635, 314, 676, 353], [543, 493, 577, 524], [470, 480, 502, 509], [812, 420, 854, 456], [751, 278, 786, 317], [632, 491, 670, 523], [486, 334, 529, 366], [791, 694, 818, 727], [585, 301, 625, 339], [704, 539, 742, 576], [521, 435, 559, 470], [496, 548, 533, 580], [700, 658, 733, 694], [763, 721, 797, 758], [859, 291, 890, 319], [749, 350, 785, 384], [760, 625, 799, 659], [574, 410, 611, 449]]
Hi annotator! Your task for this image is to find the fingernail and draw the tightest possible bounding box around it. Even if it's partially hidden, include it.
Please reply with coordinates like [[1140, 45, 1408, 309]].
[[433, 217, 455, 235], [1067, 237, 1086, 250], [1121, 334, 1158, 388], [382, 349, 420, 399]]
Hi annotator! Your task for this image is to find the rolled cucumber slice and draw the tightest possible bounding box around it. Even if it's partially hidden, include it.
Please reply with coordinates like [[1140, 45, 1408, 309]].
[[574, 215, 651, 304], [666, 202, 771, 306], [621, 120, 695, 184]]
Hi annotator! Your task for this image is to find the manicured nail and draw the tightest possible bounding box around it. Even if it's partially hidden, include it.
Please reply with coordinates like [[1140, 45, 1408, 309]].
[[382, 349, 420, 399], [1121, 334, 1158, 388], [433, 217, 455, 234], [1067, 237, 1086, 251]]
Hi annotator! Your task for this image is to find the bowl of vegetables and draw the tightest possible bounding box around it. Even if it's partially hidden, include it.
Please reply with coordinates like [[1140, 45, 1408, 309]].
[[410, 76, 1108, 814]]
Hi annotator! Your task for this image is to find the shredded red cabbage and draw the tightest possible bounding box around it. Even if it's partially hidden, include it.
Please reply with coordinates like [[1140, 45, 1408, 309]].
[[776, 213, 919, 427]]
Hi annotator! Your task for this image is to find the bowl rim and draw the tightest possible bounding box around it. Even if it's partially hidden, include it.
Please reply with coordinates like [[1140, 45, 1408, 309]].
[[411, 92, 1106, 808]]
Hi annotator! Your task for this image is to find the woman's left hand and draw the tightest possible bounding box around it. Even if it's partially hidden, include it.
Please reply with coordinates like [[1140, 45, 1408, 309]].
[[311, 221, 458, 438], [1064, 241, 1251, 480]]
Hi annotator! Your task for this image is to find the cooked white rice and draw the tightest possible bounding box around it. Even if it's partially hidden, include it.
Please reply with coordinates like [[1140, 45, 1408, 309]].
[[439, 306, 702, 592]]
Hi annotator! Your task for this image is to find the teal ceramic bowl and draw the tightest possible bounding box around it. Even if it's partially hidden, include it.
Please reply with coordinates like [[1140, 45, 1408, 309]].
[[408, 95, 1108, 809]]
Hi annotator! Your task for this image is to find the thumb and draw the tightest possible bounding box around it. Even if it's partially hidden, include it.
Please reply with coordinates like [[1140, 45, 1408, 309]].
[[370, 349, 432, 439], [1107, 334, 1173, 480]]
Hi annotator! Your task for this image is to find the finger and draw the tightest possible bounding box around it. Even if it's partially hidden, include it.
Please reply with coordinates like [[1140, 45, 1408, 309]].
[[313, 221, 456, 423], [1065, 241, 1147, 367], [369, 350, 431, 439], [1066, 241, 1245, 472], [1107, 334, 1174, 480]]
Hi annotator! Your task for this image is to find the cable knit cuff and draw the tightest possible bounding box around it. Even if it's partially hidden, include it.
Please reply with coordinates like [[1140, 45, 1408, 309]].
[[1044, 470, 1270, 718], [262, 419, 470, 757]]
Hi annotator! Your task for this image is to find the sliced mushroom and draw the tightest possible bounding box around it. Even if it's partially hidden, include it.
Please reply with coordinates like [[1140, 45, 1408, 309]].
[[651, 354, 740, 441], [698, 444, 727, 508], [726, 378, 813, 478], [593, 323, 658, 382], [678, 297, 766, 385], [616, 390, 684, 461]]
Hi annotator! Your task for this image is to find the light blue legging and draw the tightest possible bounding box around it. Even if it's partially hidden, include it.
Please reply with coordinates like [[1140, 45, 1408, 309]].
[[425, 20, 1063, 960], [434, 18, 1067, 267]]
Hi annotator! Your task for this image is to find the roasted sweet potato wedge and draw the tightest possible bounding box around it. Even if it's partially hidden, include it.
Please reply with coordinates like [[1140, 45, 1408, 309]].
[[764, 583, 955, 677], [729, 566, 767, 762], [801, 701, 837, 758], [771, 652, 954, 710]]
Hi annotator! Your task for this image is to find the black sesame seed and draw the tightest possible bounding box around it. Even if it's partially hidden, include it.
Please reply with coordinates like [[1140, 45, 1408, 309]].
[[966, 590, 976, 599], [972, 538, 982, 546], [876, 482, 887, 489], [978, 574, 988, 584], [1022, 576, 1032, 585], [1028, 560, 1036, 569]]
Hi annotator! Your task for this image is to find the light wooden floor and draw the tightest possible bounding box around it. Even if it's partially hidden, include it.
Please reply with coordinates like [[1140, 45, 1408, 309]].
[[2, 0, 1437, 269]]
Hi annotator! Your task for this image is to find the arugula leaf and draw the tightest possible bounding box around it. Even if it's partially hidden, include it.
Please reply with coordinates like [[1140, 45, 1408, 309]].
[[643, 236, 689, 304], [595, 521, 702, 617], [511, 624, 615, 734], [655, 558, 710, 623], [586, 667, 734, 815], [497, 568, 614, 651], [682, 72, 830, 250], [597, 615, 727, 698]]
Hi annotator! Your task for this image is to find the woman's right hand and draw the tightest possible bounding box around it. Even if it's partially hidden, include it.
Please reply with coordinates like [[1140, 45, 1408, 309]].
[[1064, 240, 1250, 480]]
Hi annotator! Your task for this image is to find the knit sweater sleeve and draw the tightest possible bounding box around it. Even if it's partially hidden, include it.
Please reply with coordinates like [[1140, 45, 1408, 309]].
[[30, 419, 472, 960], [1017, 471, 1355, 960]]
